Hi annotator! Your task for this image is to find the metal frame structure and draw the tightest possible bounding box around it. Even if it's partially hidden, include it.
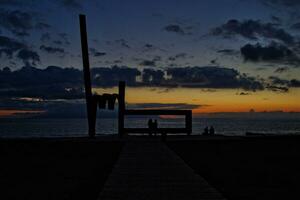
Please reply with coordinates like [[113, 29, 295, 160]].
[[79, 14, 192, 137]]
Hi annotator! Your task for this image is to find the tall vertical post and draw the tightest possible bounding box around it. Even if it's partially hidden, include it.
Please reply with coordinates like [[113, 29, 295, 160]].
[[186, 110, 192, 135], [79, 14, 95, 137], [118, 81, 125, 137]]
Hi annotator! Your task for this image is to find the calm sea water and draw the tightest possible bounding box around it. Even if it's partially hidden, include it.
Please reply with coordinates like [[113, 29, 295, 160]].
[[1, 114, 300, 138]]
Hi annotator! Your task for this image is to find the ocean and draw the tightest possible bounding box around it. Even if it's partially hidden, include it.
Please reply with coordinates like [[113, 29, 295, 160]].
[[1, 113, 300, 138]]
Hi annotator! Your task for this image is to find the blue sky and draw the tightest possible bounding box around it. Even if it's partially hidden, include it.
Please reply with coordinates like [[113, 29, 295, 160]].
[[1, 0, 299, 77], [0, 0, 300, 116]]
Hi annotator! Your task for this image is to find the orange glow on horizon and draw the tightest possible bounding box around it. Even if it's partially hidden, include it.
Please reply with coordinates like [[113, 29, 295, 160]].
[[94, 87, 300, 113], [0, 110, 45, 117]]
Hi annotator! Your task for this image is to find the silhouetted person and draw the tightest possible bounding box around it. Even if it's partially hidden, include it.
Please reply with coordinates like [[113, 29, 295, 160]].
[[203, 126, 209, 135], [148, 119, 153, 136], [153, 119, 158, 136], [209, 126, 215, 135]]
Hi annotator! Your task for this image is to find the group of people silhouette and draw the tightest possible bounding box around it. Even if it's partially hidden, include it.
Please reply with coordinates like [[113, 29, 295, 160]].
[[148, 119, 158, 136], [203, 126, 215, 135]]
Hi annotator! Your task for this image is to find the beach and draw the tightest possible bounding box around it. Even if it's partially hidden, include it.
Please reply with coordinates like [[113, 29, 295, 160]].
[[168, 135, 300, 199], [1, 135, 300, 199], [0, 137, 123, 200]]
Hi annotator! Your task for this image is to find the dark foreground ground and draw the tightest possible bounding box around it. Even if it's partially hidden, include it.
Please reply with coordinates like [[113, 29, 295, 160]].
[[0, 137, 123, 200], [1, 135, 300, 199], [167, 135, 300, 200]]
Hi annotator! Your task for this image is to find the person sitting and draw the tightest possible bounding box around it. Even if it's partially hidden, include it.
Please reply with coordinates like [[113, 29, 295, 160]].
[[209, 126, 215, 135], [153, 119, 158, 136], [148, 119, 153, 136], [203, 126, 209, 135]]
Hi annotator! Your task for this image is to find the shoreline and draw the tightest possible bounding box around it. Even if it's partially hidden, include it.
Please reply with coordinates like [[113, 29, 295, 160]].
[[1, 131, 300, 140]]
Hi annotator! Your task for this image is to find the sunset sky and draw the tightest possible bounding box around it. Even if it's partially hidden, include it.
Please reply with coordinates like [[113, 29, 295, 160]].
[[0, 0, 300, 117]]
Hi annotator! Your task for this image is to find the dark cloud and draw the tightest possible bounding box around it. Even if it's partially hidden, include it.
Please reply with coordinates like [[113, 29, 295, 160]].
[[113, 59, 122, 64], [240, 42, 299, 64], [217, 49, 238, 55], [0, 35, 26, 56], [0, 48, 14, 57], [0, 66, 83, 99], [269, 76, 290, 85], [168, 57, 175, 62], [266, 76, 300, 91], [0, 0, 83, 13], [239, 92, 251, 95], [35, 22, 51, 30], [0, 35, 40, 65], [290, 79, 300, 87], [0, 9, 51, 37], [271, 15, 281, 23], [93, 52, 106, 57], [0, 10, 33, 36], [58, 0, 82, 9], [0, 35, 25, 49], [2, 65, 293, 102], [274, 77, 300, 88], [168, 53, 187, 61], [163, 19, 198, 36], [0, 85, 83, 100], [40, 32, 51, 42], [262, 0, 300, 7], [106, 39, 130, 49], [144, 44, 153, 48], [0, 0, 36, 6], [91, 66, 141, 87], [166, 66, 264, 91], [0, 65, 259, 92], [58, 33, 70, 45], [163, 24, 186, 35], [212, 19, 294, 44], [291, 22, 300, 30], [115, 39, 130, 48], [0, 0, 22, 5], [274, 67, 289, 73], [142, 69, 164, 85], [210, 59, 218, 65], [153, 56, 162, 62], [40, 45, 64, 54], [139, 59, 156, 67], [266, 85, 289, 92], [53, 40, 63, 45], [89, 48, 106, 57], [142, 43, 165, 52], [17, 49, 40, 65]]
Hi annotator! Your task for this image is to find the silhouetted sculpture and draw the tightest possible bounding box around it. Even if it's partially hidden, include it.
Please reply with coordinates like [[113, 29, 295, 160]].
[[209, 126, 215, 135], [79, 14, 192, 137], [79, 14, 94, 137], [203, 126, 209, 135], [80, 14, 125, 138], [96, 95, 106, 109]]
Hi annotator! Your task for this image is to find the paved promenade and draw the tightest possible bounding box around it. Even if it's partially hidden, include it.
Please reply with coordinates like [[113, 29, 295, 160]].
[[98, 138, 226, 200]]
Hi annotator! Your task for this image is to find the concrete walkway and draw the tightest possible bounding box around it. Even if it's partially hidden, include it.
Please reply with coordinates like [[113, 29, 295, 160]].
[[98, 138, 226, 200]]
